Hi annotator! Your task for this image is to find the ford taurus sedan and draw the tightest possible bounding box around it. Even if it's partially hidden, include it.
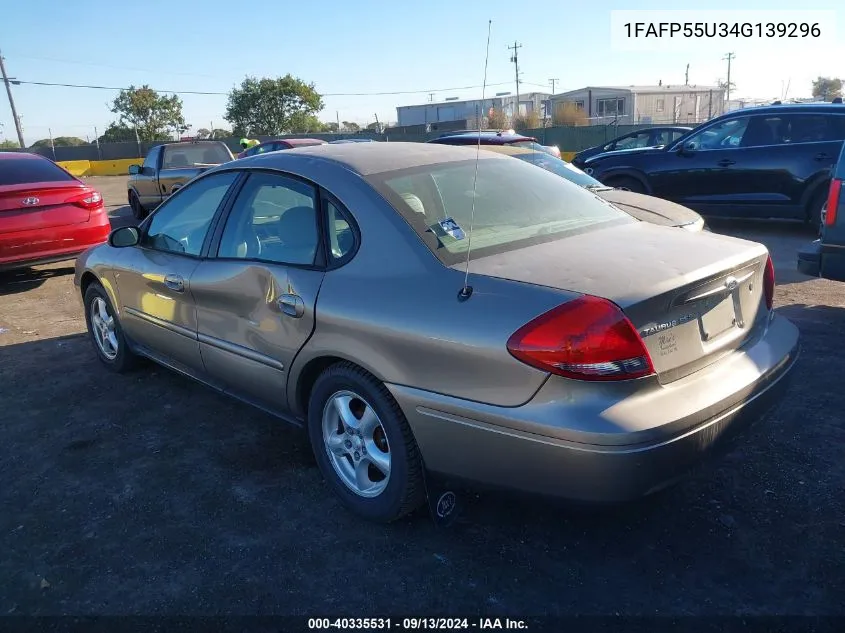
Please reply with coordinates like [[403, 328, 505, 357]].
[[74, 142, 799, 523]]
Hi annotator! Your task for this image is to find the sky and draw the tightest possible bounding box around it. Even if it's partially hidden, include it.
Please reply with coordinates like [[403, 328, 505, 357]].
[[1, 0, 842, 145]]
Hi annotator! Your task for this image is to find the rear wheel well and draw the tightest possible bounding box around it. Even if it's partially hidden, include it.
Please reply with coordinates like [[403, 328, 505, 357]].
[[805, 182, 829, 224], [296, 355, 346, 417]]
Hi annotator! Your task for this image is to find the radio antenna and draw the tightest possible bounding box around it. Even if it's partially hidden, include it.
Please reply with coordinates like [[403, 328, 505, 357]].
[[458, 19, 492, 301]]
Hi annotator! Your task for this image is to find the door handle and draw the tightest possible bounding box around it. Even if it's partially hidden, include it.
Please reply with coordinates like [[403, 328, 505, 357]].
[[717, 159, 736, 167], [815, 153, 831, 161], [164, 274, 184, 292], [278, 293, 305, 318]]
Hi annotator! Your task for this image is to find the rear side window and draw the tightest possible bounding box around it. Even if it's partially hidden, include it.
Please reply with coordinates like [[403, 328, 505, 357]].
[[0, 155, 76, 185]]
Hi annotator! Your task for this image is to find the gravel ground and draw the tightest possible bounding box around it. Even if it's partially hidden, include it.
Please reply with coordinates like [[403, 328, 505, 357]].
[[0, 176, 843, 617]]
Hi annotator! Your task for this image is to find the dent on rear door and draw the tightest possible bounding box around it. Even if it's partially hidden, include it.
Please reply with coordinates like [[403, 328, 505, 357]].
[[190, 261, 324, 413]]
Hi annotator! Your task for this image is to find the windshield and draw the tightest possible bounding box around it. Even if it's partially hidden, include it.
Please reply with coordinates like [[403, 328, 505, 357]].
[[512, 152, 605, 188], [162, 143, 232, 169], [368, 157, 632, 266]]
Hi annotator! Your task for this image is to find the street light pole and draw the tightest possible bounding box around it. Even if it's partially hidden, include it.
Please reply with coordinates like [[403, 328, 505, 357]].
[[0, 49, 26, 148]]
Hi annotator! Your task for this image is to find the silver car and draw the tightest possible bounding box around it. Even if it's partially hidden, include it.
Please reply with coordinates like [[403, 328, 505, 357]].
[[74, 143, 799, 523]]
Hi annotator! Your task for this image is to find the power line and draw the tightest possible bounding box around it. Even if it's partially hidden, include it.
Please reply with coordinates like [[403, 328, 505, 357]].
[[11, 78, 548, 97]]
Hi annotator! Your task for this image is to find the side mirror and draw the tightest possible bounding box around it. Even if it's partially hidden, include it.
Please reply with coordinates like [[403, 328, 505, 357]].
[[108, 226, 140, 248], [677, 142, 696, 155], [128, 164, 141, 175]]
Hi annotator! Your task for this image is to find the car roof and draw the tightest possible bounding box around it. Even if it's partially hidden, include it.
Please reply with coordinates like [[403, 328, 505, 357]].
[[237, 141, 507, 176], [714, 103, 845, 117], [475, 145, 544, 157], [277, 138, 327, 146]]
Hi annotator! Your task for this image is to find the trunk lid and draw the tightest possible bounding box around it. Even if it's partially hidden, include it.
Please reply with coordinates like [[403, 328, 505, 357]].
[[0, 181, 93, 231], [460, 221, 770, 383]]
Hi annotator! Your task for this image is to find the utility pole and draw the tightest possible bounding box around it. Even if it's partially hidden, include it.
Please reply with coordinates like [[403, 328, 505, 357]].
[[428, 93, 435, 102], [0, 50, 26, 148], [723, 52, 735, 105], [685, 64, 689, 85], [508, 41, 522, 118], [549, 78, 559, 95]]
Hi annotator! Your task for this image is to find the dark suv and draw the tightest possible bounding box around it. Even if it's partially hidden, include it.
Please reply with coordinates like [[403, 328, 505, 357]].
[[581, 104, 845, 227]]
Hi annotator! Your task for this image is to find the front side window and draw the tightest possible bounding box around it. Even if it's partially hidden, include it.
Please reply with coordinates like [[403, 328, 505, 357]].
[[217, 172, 319, 266], [142, 147, 160, 171], [369, 156, 632, 266], [142, 171, 238, 256], [682, 117, 750, 150]]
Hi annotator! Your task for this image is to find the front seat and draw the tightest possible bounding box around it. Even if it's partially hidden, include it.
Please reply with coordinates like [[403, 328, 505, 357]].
[[276, 206, 318, 265]]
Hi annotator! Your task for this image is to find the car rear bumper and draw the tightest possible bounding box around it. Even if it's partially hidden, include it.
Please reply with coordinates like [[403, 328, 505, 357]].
[[388, 313, 799, 503], [0, 210, 110, 271], [797, 240, 822, 277]]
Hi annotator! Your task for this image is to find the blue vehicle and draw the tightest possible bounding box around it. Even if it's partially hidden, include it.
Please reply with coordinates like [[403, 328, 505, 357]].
[[797, 140, 845, 281]]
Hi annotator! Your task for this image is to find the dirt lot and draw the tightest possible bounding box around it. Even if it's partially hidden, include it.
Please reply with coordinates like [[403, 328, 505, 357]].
[[1, 176, 843, 617]]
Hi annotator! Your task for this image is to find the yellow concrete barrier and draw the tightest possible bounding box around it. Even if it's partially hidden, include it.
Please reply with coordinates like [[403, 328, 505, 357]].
[[57, 160, 91, 177], [56, 158, 144, 177], [89, 158, 144, 177]]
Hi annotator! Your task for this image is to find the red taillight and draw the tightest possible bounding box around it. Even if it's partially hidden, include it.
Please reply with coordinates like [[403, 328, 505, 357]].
[[506, 296, 655, 381], [763, 255, 775, 311], [69, 190, 103, 210], [825, 178, 842, 227]]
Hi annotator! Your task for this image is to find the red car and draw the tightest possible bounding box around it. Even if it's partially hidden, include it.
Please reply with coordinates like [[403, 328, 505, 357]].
[[0, 152, 110, 271], [237, 137, 327, 159]]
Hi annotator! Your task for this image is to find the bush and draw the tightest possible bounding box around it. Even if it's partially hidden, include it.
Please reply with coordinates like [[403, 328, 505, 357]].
[[552, 103, 588, 126], [488, 109, 509, 130], [513, 111, 540, 131]]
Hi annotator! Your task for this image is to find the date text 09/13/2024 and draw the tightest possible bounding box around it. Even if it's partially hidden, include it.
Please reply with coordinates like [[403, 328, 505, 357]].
[[308, 618, 529, 630]]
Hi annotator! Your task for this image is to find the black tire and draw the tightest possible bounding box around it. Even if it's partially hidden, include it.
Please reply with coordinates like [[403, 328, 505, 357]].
[[606, 175, 647, 194], [129, 191, 146, 222], [83, 282, 138, 373], [807, 188, 827, 230], [307, 362, 425, 522]]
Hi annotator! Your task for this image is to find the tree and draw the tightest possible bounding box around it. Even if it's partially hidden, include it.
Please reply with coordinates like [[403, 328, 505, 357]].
[[31, 136, 86, 148], [290, 115, 326, 133], [195, 128, 212, 139], [513, 111, 540, 131], [324, 122, 339, 133], [487, 108, 509, 130], [342, 121, 360, 132], [812, 76, 843, 100], [0, 139, 20, 149], [97, 123, 137, 144], [110, 85, 188, 141], [552, 103, 588, 126], [225, 75, 323, 136]]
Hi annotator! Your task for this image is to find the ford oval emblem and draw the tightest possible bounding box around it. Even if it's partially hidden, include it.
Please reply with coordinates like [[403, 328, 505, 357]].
[[21, 197, 40, 206]]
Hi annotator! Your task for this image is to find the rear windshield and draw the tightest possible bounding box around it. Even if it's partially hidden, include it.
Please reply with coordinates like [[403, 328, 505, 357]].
[[367, 157, 633, 266], [0, 155, 77, 186], [162, 143, 231, 169], [512, 152, 605, 188]]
